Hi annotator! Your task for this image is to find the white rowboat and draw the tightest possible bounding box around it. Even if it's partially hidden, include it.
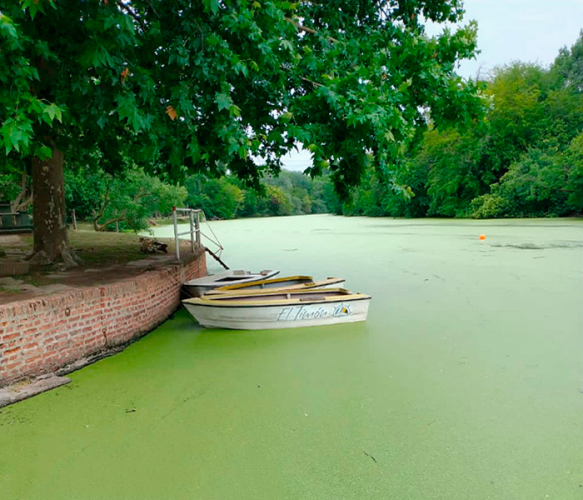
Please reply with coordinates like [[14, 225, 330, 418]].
[[205, 276, 346, 295], [182, 288, 371, 330], [183, 269, 279, 297]]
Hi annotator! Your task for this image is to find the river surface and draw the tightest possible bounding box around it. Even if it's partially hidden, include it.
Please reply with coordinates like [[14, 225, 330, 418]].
[[1, 216, 583, 499]]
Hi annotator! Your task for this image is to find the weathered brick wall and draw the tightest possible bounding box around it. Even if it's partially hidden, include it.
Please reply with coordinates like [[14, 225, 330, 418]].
[[0, 251, 206, 386]]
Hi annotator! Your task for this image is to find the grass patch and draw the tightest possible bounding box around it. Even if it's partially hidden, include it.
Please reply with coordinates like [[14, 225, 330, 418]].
[[70, 230, 147, 267], [3, 227, 184, 272]]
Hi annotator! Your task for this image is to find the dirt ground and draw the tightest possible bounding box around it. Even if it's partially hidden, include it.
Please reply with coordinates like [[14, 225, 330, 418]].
[[0, 231, 197, 305]]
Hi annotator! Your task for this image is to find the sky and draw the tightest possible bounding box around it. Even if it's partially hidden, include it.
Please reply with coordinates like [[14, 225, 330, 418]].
[[442, 0, 583, 80], [281, 0, 583, 172]]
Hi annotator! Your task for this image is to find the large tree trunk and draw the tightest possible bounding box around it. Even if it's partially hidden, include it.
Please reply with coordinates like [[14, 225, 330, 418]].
[[30, 146, 79, 268]]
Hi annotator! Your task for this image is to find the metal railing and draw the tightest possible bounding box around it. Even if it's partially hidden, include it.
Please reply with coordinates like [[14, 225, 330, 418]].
[[172, 207, 201, 260]]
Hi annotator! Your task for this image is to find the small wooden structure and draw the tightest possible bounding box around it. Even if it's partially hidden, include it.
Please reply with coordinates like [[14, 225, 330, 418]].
[[0, 203, 32, 234]]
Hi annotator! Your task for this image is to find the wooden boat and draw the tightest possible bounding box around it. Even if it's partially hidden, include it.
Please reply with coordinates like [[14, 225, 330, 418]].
[[182, 269, 279, 297], [206, 276, 346, 295], [182, 288, 371, 330]]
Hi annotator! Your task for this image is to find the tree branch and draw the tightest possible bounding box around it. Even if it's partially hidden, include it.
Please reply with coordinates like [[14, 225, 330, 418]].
[[143, 0, 161, 20], [300, 75, 324, 87], [280, 63, 324, 88], [94, 213, 127, 232], [11, 171, 29, 213], [285, 17, 339, 43], [92, 183, 111, 230], [117, 1, 147, 31], [15, 193, 33, 213]]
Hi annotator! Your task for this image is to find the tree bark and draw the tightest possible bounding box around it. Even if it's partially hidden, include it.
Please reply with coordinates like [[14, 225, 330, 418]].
[[30, 146, 80, 268]]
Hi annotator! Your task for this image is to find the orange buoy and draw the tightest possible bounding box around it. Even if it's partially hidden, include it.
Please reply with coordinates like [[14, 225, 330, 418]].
[[479, 234, 486, 240]]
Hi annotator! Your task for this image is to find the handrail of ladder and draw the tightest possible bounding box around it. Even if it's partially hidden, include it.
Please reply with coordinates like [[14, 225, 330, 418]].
[[172, 207, 229, 269], [172, 207, 201, 260]]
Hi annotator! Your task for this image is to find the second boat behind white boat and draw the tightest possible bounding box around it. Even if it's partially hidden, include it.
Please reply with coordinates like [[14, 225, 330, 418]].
[[205, 275, 345, 295], [182, 269, 279, 297]]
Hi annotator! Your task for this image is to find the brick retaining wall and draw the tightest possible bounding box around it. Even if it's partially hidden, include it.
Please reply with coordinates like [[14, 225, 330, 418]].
[[0, 251, 206, 386]]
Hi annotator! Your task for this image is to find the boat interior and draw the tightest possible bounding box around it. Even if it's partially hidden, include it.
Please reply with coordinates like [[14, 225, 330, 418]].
[[230, 277, 313, 289], [203, 289, 353, 302]]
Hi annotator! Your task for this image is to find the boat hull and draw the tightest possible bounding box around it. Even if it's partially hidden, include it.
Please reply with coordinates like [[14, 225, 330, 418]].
[[182, 296, 370, 330]]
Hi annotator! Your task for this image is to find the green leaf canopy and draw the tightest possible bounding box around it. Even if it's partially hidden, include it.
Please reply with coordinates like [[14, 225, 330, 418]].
[[1, 0, 481, 194]]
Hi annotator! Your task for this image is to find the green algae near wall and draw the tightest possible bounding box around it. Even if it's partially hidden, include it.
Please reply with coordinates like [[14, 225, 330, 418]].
[[1, 216, 583, 500]]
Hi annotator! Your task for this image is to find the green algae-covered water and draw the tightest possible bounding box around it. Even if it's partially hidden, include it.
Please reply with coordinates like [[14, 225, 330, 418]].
[[2, 216, 583, 499]]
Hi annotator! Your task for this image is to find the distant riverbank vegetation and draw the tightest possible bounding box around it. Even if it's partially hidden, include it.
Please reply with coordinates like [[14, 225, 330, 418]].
[[60, 167, 340, 232], [344, 33, 583, 219]]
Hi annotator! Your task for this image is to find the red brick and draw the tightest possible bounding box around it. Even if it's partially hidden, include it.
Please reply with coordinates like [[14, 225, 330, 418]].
[[0, 252, 205, 384]]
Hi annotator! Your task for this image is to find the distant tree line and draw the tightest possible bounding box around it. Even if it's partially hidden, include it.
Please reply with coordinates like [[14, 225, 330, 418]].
[[64, 166, 187, 231], [60, 166, 340, 231], [185, 170, 340, 220], [0, 159, 339, 232], [343, 33, 583, 218]]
